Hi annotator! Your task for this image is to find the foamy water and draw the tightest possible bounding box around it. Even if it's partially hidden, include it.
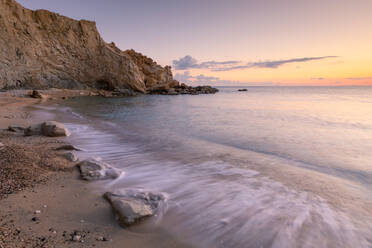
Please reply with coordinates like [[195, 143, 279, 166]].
[[39, 86, 372, 247]]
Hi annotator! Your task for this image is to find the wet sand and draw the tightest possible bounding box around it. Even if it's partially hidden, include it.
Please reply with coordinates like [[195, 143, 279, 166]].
[[0, 90, 191, 248]]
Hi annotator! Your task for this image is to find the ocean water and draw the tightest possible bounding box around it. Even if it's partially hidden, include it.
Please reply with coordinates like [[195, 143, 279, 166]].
[[52, 86, 371, 248]]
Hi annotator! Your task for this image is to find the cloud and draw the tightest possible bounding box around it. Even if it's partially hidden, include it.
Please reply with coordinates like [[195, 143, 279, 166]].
[[172, 55, 240, 70], [310, 77, 325, 80], [174, 71, 275, 86], [345, 77, 372, 80], [173, 55, 338, 72]]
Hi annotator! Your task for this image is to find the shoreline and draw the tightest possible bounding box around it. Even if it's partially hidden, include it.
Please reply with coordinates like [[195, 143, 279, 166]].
[[0, 90, 191, 248]]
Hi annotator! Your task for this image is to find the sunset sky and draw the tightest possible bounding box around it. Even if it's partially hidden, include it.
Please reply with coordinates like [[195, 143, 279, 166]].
[[18, 0, 372, 86]]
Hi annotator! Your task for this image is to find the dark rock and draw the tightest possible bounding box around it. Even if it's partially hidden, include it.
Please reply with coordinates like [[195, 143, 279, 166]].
[[41, 121, 70, 137], [55, 144, 83, 151], [238, 89, 248, 92], [103, 189, 168, 227], [31, 217, 39, 222], [77, 159, 122, 181], [148, 84, 218, 95], [24, 124, 42, 136], [112, 88, 138, 97], [29, 90, 46, 99], [8, 125, 25, 132]]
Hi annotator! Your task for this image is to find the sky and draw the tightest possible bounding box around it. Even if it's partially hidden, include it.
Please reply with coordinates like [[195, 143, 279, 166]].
[[17, 0, 372, 86]]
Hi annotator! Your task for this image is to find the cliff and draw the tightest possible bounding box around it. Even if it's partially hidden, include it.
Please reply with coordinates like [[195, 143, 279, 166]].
[[0, 0, 178, 93]]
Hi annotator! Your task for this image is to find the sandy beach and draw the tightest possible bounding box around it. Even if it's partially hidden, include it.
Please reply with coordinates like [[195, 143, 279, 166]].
[[0, 91, 191, 248]]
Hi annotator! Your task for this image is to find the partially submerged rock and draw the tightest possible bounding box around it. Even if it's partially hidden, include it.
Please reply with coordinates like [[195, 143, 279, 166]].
[[238, 89, 248, 92], [55, 144, 82, 151], [0, 142, 4, 150], [41, 121, 70, 137], [8, 125, 25, 132], [77, 159, 122, 181], [148, 85, 219, 95], [103, 189, 168, 227]]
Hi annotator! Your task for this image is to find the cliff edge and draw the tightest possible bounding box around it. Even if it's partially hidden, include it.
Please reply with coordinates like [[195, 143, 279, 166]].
[[0, 0, 179, 93]]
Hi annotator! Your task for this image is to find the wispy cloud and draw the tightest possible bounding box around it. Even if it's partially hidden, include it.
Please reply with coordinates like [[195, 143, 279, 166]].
[[310, 77, 325, 80], [172, 55, 240, 70], [345, 77, 372, 80], [173, 55, 338, 71], [174, 71, 275, 86]]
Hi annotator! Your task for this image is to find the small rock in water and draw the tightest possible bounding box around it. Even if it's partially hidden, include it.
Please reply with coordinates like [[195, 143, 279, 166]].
[[103, 189, 168, 227], [34, 210, 41, 214], [77, 159, 122, 181], [0, 142, 4, 150]]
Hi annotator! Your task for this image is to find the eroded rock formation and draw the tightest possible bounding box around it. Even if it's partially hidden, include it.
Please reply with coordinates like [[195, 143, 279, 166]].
[[0, 0, 178, 93]]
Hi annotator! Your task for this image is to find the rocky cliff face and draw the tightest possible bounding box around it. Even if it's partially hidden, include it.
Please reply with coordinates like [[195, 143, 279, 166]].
[[0, 0, 177, 93]]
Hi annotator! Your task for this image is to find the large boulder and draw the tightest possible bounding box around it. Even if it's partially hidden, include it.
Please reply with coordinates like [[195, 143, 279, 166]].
[[103, 189, 168, 227], [41, 121, 70, 137], [77, 159, 122, 181]]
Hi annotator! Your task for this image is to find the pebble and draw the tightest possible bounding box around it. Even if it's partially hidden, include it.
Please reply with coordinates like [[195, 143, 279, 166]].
[[97, 236, 109, 242], [31, 217, 39, 222], [34, 210, 41, 214], [72, 235, 81, 242]]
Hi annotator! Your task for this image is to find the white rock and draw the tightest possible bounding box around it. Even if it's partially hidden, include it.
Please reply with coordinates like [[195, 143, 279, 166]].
[[77, 159, 122, 181]]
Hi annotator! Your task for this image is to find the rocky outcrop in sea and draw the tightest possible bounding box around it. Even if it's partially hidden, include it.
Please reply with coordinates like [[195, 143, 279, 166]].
[[0, 0, 218, 95]]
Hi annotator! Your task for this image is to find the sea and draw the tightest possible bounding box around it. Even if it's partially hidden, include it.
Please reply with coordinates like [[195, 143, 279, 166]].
[[39, 86, 372, 248]]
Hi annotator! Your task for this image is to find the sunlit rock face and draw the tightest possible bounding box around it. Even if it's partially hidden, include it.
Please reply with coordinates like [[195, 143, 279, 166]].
[[0, 0, 177, 92]]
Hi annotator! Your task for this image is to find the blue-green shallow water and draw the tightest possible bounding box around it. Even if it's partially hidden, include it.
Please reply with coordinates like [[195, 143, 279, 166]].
[[47, 86, 372, 248]]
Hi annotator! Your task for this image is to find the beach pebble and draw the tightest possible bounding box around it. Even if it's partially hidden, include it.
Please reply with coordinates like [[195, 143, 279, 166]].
[[72, 235, 81, 242], [34, 210, 41, 214], [96, 236, 109, 242], [77, 159, 122, 181], [103, 189, 168, 227], [0, 142, 4, 150], [31, 217, 39, 222], [62, 152, 78, 162]]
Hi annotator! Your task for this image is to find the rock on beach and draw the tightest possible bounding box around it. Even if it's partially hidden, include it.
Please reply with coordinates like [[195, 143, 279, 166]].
[[103, 189, 168, 227], [24, 121, 70, 137], [41, 121, 70, 137], [77, 159, 122, 181]]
